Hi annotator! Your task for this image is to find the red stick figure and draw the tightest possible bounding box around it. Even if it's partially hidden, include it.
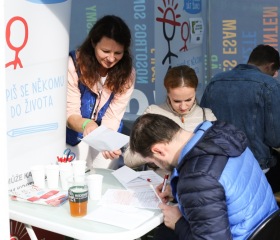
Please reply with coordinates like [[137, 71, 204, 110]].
[[5, 16, 28, 69]]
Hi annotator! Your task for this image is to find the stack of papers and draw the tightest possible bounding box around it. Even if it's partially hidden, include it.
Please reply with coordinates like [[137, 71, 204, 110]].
[[83, 166, 164, 229], [99, 166, 165, 209]]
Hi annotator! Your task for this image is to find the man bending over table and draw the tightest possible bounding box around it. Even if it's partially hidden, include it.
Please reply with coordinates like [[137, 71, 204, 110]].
[[129, 113, 278, 240]]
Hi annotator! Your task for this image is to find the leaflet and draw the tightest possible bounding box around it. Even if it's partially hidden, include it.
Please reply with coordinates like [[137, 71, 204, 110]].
[[9, 185, 68, 207], [81, 125, 129, 151]]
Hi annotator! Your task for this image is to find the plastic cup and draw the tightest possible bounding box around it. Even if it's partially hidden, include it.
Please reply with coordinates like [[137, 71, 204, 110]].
[[68, 177, 88, 217], [45, 164, 59, 189], [59, 162, 73, 190], [30, 165, 45, 188], [72, 160, 86, 182], [86, 174, 103, 200]]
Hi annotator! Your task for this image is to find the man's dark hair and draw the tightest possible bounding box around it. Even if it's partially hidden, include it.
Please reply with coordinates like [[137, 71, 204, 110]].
[[248, 44, 280, 71], [130, 113, 181, 158]]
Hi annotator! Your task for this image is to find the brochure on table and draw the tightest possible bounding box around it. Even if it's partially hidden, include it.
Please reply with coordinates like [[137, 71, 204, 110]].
[[9, 185, 68, 207]]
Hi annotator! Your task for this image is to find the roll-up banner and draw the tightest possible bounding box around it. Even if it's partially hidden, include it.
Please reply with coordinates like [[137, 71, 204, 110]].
[[5, 0, 72, 192]]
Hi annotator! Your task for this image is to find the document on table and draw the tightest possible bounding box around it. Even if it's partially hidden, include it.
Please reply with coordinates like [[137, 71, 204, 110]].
[[122, 170, 163, 192], [84, 167, 164, 228], [84, 205, 155, 230], [112, 165, 164, 192], [98, 188, 161, 209], [81, 125, 129, 152], [112, 165, 141, 184]]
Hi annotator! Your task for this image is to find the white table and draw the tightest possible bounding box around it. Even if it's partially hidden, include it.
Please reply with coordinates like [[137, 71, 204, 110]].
[[9, 168, 163, 240]]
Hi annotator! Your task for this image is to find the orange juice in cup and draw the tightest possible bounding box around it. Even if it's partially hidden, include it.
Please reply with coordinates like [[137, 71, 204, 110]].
[[68, 178, 88, 217]]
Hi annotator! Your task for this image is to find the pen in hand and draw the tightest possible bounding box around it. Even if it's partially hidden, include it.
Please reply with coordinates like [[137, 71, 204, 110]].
[[161, 174, 169, 193], [150, 184, 162, 203]]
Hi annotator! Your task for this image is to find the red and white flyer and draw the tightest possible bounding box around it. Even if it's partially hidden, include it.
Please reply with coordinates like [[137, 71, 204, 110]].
[[9, 185, 68, 207]]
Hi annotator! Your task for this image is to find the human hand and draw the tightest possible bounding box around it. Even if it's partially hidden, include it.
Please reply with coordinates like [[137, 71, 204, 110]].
[[159, 204, 182, 230], [102, 149, 122, 160], [156, 183, 172, 204], [83, 120, 98, 136]]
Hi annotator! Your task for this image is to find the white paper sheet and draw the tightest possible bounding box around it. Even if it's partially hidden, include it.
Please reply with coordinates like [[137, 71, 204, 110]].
[[84, 205, 155, 230], [111, 165, 140, 183], [124, 170, 164, 192], [112, 166, 164, 192], [81, 125, 129, 151], [83, 167, 164, 229], [99, 189, 161, 209]]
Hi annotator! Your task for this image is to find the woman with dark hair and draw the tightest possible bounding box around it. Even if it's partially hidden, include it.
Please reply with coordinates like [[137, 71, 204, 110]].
[[66, 15, 135, 169]]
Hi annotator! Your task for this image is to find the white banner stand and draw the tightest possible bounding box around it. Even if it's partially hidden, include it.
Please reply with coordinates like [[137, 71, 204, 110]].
[[1, 0, 10, 237], [5, 0, 72, 238], [5, 0, 72, 191]]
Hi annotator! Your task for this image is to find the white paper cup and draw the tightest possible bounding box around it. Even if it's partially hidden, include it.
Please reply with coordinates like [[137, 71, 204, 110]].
[[45, 164, 59, 189], [86, 174, 103, 200], [59, 163, 73, 190], [30, 165, 45, 188], [72, 160, 86, 182]]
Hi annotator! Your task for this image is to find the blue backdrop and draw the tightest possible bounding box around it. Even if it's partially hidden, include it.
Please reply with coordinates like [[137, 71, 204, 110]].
[[69, 0, 280, 114]]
